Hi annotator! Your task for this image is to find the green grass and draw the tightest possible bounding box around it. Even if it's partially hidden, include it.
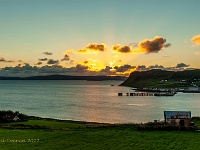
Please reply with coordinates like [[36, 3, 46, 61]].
[[8, 119, 86, 129], [129, 79, 191, 88], [0, 118, 200, 150], [0, 127, 200, 150]]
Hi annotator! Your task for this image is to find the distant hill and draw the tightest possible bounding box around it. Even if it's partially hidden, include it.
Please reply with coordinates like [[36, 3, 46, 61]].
[[0, 75, 127, 81], [120, 69, 200, 88]]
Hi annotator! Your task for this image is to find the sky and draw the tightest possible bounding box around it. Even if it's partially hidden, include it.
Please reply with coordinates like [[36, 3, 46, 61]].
[[0, 0, 200, 77]]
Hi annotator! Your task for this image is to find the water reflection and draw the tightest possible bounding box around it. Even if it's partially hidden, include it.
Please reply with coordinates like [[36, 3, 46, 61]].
[[0, 80, 200, 123]]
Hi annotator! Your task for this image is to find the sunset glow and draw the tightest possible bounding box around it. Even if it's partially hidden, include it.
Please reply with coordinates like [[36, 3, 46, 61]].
[[0, 0, 200, 77]]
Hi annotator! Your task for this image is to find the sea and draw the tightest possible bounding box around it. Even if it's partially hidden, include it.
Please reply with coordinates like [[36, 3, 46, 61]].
[[0, 80, 199, 124]]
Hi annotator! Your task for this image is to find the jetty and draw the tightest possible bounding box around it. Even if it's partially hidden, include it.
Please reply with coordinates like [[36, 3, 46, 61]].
[[118, 92, 176, 96]]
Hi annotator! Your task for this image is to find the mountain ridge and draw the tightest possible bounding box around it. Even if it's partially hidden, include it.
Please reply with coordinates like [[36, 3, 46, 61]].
[[0, 75, 127, 81]]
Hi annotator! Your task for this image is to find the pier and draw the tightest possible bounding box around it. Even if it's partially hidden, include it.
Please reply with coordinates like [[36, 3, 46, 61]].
[[118, 92, 154, 96], [118, 92, 176, 96]]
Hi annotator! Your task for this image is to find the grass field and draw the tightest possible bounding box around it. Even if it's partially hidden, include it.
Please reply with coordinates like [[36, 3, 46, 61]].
[[0, 118, 200, 150]]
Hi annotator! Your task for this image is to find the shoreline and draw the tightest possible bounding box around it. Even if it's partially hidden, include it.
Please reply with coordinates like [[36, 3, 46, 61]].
[[28, 116, 112, 125], [134, 88, 200, 93]]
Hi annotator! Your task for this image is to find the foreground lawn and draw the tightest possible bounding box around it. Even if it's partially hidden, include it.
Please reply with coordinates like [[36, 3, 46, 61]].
[[0, 119, 200, 150]]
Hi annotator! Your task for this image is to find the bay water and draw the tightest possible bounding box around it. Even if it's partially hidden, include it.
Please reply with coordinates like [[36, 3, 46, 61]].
[[0, 80, 199, 124]]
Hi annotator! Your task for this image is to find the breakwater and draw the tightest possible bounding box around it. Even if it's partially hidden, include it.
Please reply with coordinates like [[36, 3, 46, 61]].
[[118, 92, 176, 96]]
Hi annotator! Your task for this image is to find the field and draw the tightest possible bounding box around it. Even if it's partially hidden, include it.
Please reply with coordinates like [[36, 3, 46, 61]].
[[0, 118, 200, 150]]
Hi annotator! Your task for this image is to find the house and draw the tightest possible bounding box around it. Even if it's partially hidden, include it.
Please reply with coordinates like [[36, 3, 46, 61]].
[[188, 87, 199, 91], [164, 111, 191, 127], [3, 114, 20, 121]]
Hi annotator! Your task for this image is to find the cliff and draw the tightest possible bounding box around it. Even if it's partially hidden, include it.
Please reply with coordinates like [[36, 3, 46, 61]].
[[120, 69, 200, 88]]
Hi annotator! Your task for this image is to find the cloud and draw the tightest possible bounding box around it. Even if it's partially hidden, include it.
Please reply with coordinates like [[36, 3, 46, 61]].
[[136, 36, 168, 53], [47, 59, 59, 65], [99, 66, 113, 74], [176, 63, 189, 68], [38, 58, 48, 61], [112, 36, 170, 54], [75, 64, 89, 71], [83, 60, 89, 64], [0, 64, 90, 77], [112, 45, 133, 53], [77, 59, 99, 72], [0, 57, 15, 63], [98, 64, 136, 76], [137, 65, 146, 69], [114, 64, 133, 72], [148, 65, 164, 69], [18, 59, 25, 62], [69, 60, 74, 64], [77, 43, 106, 53], [61, 54, 70, 61], [0, 62, 196, 77], [85, 43, 106, 51], [0, 57, 5, 62], [164, 43, 171, 48], [6, 60, 15, 63], [35, 62, 43, 65], [191, 35, 200, 45], [43, 52, 53, 55]]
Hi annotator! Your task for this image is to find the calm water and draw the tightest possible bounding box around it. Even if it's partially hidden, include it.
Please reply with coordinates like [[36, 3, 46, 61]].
[[0, 80, 199, 123]]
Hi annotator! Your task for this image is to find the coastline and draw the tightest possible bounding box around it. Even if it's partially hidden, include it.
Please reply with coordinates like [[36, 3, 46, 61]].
[[28, 116, 111, 125], [134, 88, 200, 93]]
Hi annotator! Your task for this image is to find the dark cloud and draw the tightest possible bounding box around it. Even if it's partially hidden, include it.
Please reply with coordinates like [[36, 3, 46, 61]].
[[86, 43, 106, 51], [83, 60, 89, 64], [43, 52, 53, 55], [61, 54, 70, 61], [35, 62, 42, 65], [0, 57, 15, 63], [0, 64, 77, 77], [112, 45, 132, 53], [77, 43, 106, 53], [0, 62, 195, 77], [47, 59, 59, 65], [39, 58, 48, 61], [6, 60, 15, 63], [137, 65, 146, 69], [112, 36, 170, 54], [176, 63, 189, 68], [137, 36, 168, 53], [99, 66, 112, 73], [0, 57, 6, 62], [149, 65, 164, 69], [164, 43, 171, 48], [75, 64, 88, 71], [18, 59, 25, 62], [114, 64, 134, 72], [99, 65, 136, 76]]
